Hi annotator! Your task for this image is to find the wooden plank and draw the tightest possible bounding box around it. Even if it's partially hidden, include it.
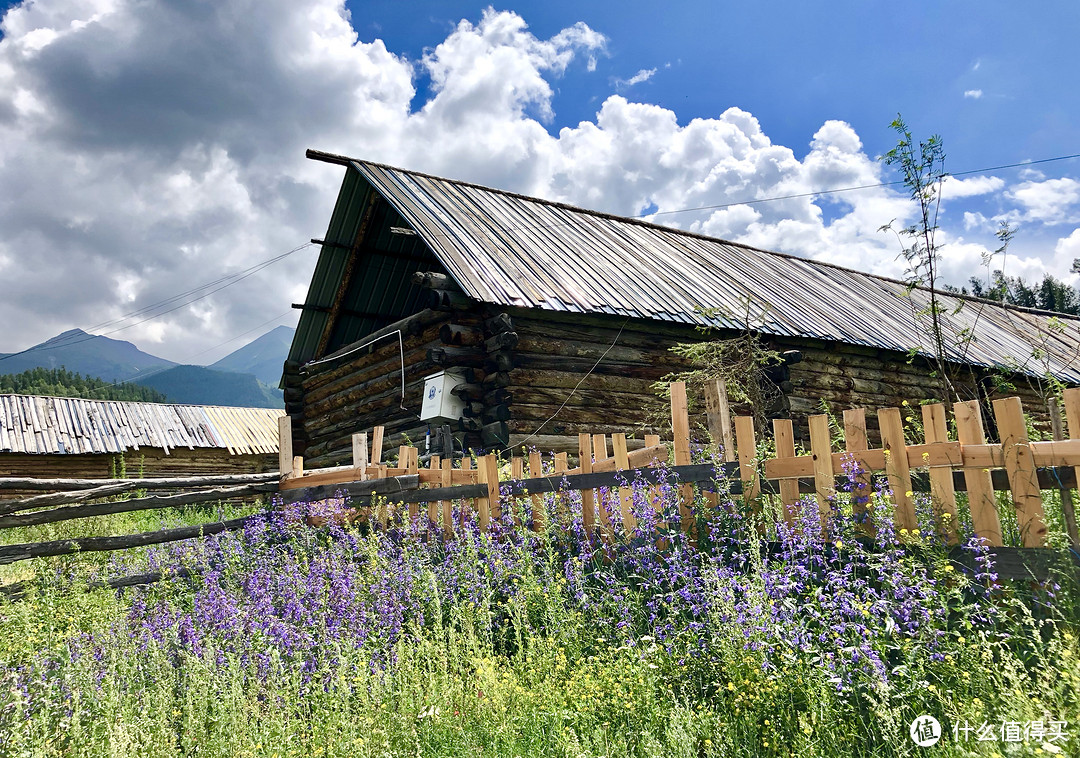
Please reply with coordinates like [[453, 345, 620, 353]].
[[476, 454, 499, 529], [578, 434, 596, 537], [772, 418, 800, 527], [551, 452, 567, 529], [592, 433, 609, 462], [278, 416, 293, 479], [351, 432, 368, 481], [574, 444, 668, 474], [960, 439, 1080, 468], [370, 426, 384, 464], [441, 458, 453, 536], [427, 455, 441, 525], [644, 433, 664, 519], [734, 416, 760, 515], [993, 397, 1048, 548], [670, 381, 694, 533], [878, 407, 916, 534], [459, 457, 472, 530], [842, 408, 874, 538], [612, 434, 636, 534], [922, 403, 959, 544], [528, 452, 543, 531], [704, 377, 736, 462], [292, 456, 304, 480], [1061, 388, 1080, 547], [953, 400, 1003, 547], [763, 441, 963, 479], [807, 414, 835, 527]]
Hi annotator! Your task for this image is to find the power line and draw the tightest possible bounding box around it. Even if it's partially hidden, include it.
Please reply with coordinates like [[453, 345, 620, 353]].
[[641, 152, 1080, 218], [0, 242, 312, 364]]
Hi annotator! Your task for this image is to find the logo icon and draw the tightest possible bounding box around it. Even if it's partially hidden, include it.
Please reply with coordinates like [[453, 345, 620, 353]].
[[910, 715, 942, 747]]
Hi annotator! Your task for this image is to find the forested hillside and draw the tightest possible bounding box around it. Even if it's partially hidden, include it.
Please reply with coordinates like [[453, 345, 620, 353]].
[[0, 367, 169, 402]]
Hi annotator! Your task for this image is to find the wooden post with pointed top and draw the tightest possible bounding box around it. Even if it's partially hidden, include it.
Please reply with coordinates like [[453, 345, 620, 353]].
[[878, 407, 916, 534], [278, 416, 294, 480], [772, 418, 801, 528], [578, 434, 596, 538], [612, 433, 636, 535], [922, 403, 959, 544], [670, 382, 694, 536], [993, 397, 1048, 548], [807, 414, 835, 529], [953, 400, 1002, 547], [842, 408, 874, 539]]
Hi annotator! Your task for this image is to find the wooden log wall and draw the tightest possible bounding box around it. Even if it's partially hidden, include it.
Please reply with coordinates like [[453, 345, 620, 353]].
[[298, 308, 461, 468], [501, 310, 714, 452], [779, 336, 1059, 446], [0, 449, 276, 498]]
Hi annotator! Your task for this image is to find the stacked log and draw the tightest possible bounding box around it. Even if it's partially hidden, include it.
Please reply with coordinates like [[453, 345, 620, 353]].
[[299, 307, 463, 467]]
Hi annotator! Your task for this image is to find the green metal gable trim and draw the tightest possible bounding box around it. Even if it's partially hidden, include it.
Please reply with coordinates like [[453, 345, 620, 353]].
[[286, 166, 445, 375]]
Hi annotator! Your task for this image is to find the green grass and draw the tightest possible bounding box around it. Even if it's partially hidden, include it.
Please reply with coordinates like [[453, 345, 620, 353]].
[[1, 481, 1078, 757]]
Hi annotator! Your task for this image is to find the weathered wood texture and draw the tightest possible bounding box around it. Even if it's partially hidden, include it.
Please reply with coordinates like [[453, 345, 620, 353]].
[[0, 449, 276, 498]]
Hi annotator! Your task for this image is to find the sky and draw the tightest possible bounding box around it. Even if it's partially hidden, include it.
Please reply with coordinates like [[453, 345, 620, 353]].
[[1, 0, 1078, 363]]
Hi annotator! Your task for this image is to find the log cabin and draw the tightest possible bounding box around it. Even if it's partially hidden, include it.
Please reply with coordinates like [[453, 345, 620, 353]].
[[0, 395, 283, 490], [284, 151, 1080, 467]]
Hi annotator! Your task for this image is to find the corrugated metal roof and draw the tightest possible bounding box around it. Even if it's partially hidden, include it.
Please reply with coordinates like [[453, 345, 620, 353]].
[[0, 395, 284, 455], [293, 152, 1080, 383]]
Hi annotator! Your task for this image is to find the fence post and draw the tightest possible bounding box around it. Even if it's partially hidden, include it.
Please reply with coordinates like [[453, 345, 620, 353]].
[[772, 418, 800, 527], [807, 414, 835, 529], [593, 434, 613, 534], [878, 407, 916, 534], [352, 432, 369, 481], [278, 416, 293, 480], [734, 417, 760, 525], [476, 454, 500, 530], [921, 403, 959, 544], [612, 434, 636, 535], [460, 457, 472, 530], [401, 446, 419, 523], [704, 378, 736, 462], [670, 382, 694, 535], [441, 458, 453, 537], [427, 455, 441, 527], [553, 452, 568, 527], [993, 397, 1048, 548], [371, 426, 384, 465], [953, 400, 1003, 547], [842, 408, 875, 538], [1056, 390, 1080, 547], [578, 434, 596, 538]]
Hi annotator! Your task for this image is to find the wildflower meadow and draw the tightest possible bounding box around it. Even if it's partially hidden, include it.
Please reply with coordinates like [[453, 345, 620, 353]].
[[1, 459, 1078, 757]]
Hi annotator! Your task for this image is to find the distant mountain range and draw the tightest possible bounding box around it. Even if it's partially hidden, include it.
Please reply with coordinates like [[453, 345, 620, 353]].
[[0, 327, 294, 408]]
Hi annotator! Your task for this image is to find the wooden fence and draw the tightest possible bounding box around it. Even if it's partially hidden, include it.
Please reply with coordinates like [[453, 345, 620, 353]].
[[2, 383, 1080, 585]]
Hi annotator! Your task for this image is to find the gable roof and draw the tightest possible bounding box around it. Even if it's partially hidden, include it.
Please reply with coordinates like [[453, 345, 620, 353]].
[[293, 151, 1080, 383], [0, 395, 284, 455]]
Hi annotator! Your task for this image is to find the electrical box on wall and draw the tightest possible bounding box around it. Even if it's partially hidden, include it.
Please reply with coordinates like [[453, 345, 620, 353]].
[[420, 370, 467, 424]]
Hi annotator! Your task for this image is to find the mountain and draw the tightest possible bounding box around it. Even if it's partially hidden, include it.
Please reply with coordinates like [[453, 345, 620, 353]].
[[0, 329, 175, 382], [132, 365, 283, 408], [210, 325, 294, 386]]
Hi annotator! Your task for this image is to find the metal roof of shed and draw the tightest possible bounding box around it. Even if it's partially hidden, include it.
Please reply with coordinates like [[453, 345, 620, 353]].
[[0, 395, 284, 455], [292, 152, 1080, 383]]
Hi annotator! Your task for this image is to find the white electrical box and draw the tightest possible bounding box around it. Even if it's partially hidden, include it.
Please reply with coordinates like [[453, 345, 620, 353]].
[[420, 370, 467, 424]]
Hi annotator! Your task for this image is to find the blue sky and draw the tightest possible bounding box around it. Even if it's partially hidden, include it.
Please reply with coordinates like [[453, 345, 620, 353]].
[[0, 1, 1077, 360]]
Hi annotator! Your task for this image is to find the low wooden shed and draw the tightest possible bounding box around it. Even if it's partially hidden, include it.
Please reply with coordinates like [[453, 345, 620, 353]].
[[0, 394, 284, 484], [284, 151, 1080, 467]]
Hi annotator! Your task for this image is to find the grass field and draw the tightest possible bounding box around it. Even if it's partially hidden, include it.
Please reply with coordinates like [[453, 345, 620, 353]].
[[1, 466, 1078, 757]]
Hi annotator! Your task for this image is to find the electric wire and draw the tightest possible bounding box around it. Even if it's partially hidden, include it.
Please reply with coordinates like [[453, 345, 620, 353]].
[[0, 242, 312, 364]]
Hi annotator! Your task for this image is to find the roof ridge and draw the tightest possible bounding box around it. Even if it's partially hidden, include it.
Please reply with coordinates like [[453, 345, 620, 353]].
[[307, 149, 1080, 324]]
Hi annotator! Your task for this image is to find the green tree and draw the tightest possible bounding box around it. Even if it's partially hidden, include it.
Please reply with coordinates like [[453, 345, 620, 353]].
[[879, 115, 952, 401], [0, 367, 169, 402]]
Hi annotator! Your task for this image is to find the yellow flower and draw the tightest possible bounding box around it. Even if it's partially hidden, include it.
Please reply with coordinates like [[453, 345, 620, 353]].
[[905, 490, 914, 498]]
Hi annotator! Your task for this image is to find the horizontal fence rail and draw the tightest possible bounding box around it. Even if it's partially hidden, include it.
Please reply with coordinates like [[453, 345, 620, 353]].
[[2, 385, 1079, 588]]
